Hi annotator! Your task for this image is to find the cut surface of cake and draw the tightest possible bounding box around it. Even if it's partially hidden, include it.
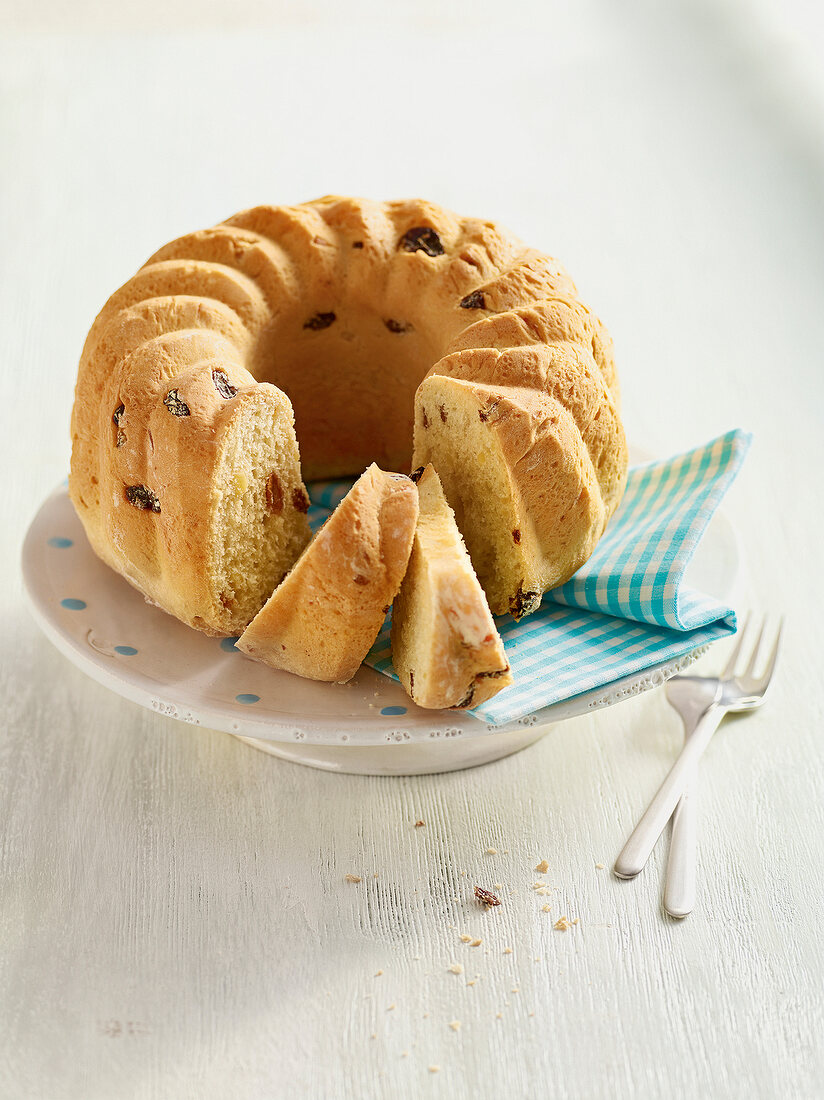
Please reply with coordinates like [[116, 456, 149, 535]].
[[73, 362, 311, 636], [413, 375, 607, 618], [391, 465, 511, 710]]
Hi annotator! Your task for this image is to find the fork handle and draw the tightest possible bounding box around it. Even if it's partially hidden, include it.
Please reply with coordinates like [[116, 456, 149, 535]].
[[664, 771, 698, 918], [664, 714, 704, 918], [614, 706, 725, 879]]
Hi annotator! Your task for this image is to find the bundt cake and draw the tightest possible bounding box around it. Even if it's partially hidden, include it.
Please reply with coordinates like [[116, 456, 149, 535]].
[[237, 465, 418, 682], [391, 465, 511, 709], [69, 196, 627, 642]]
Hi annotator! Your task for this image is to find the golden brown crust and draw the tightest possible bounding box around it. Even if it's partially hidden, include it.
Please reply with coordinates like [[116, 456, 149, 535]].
[[445, 293, 620, 407], [429, 341, 626, 517], [69, 195, 627, 642], [237, 466, 418, 682]]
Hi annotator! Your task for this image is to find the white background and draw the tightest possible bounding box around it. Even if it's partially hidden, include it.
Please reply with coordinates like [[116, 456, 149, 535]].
[[1, 2, 823, 1097]]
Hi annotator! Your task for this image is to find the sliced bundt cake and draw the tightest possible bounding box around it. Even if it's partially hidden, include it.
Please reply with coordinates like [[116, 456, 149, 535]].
[[69, 196, 627, 640]]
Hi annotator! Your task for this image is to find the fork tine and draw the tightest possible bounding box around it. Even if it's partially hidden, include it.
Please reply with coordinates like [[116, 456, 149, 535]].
[[754, 617, 783, 691], [721, 612, 751, 678], [741, 616, 767, 679]]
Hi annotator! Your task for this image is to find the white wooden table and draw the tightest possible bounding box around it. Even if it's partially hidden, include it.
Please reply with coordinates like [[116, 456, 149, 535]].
[[2, 3, 822, 1097]]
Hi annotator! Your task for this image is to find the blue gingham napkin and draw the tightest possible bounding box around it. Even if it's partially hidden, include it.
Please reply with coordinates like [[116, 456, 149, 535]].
[[308, 429, 751, 725]]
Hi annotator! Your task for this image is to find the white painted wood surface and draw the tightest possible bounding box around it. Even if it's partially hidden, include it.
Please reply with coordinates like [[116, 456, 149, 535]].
[[1, 2, 823, 1096]]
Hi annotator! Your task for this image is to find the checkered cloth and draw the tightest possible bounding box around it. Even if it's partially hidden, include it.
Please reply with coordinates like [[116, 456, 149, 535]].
[[307, 429, 751, 726]]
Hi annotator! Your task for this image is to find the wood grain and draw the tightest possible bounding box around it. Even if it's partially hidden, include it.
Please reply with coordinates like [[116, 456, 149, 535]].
[[1, 6, 823, 1098]]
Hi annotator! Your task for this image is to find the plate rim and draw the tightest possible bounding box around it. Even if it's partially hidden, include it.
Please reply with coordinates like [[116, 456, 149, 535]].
[[21, 483, 733, 746]]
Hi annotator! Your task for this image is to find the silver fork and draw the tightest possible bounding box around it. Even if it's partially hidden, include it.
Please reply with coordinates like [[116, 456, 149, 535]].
[[614, 615, 783, 886], [661, 682, 715, 918]]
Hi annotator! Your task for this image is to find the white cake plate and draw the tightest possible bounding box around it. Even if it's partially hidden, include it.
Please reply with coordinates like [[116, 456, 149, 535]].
[[21, 483, 739, 775]]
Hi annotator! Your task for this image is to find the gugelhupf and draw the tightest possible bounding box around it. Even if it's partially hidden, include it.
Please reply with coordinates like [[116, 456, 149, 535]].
[[69, 196, 627, 642]]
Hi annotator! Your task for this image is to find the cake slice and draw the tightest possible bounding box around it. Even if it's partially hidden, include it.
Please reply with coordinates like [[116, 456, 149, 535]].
[[391, 465, 511, 710], [237, 464, 418, 682]]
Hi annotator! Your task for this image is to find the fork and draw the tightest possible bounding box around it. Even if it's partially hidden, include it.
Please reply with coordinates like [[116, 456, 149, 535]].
[[661, 664, 733, 918], [614, 615, 783, 884]]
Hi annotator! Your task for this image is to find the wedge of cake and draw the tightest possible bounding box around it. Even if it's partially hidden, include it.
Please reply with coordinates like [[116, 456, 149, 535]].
[[391, 464, 511, 710], [238, 464, 418, 682]]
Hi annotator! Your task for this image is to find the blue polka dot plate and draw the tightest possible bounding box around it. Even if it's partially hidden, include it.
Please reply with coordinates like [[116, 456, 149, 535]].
[[21, 482, 740, 775]]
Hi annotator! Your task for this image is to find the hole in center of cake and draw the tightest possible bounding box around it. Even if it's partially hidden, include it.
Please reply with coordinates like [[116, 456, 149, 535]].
[[252, 304, 449, 479]]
